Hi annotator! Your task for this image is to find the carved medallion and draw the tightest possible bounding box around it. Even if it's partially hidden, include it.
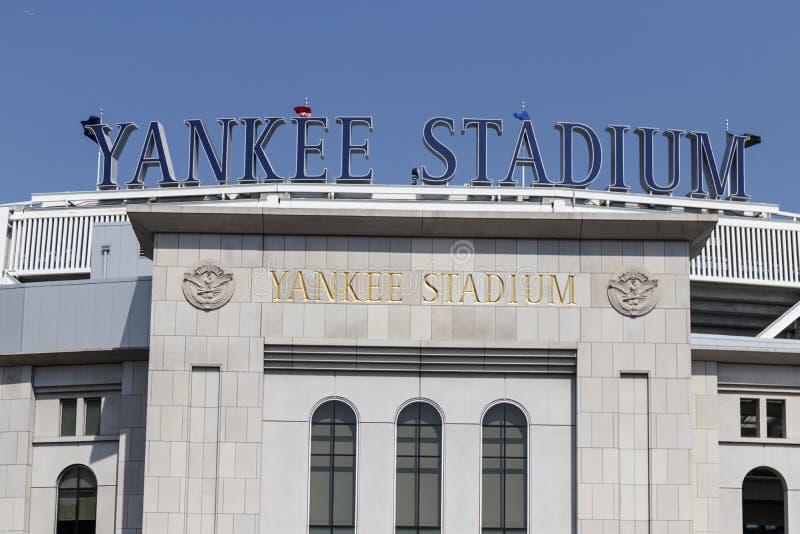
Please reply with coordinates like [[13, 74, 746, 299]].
[[182, 260, 235, 310], [607, 267, 659, 317]]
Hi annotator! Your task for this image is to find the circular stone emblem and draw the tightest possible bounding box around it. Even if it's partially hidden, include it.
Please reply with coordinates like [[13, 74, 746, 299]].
[[182, 260, 235, 311], [607, 267, 659, 317]]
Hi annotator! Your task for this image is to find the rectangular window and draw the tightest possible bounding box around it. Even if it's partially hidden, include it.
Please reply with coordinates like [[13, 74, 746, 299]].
[[60, 399, 77, 437], [84, 398, 101, 436], [740, 398, 759, 437], [766, 399, 785, 438]]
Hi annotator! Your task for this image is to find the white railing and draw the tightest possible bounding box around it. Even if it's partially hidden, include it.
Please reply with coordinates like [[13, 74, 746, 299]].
[[6, 209, 127, 277], [690, 217, 800, 287], [3, 185, 800, 286]]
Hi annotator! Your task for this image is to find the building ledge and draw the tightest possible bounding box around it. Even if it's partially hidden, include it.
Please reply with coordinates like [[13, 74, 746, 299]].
[[691, 333, 800, 364], [127, 202, 718, 258]]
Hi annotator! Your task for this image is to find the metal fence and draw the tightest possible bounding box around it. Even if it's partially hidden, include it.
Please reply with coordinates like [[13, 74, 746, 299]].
[[6, 209, 127, 277], [3, 204, 800, 287], [690, 218, 800, 287]]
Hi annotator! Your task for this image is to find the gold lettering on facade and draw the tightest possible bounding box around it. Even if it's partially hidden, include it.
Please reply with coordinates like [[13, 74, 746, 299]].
[[509, 274, 518, 305], [549, 274, 575, 305], [387, 272, 403, 303], [524, 274, 543, 304], [314, 271, 336, 302], [264, 269, 578, 306], [269, 270, 289, 301], [423, 273, 439, 303], [460, 273, 480, 303], [289, 271, 312, 301], [366, 272, 381, 302], [343, 272, 361, 302], [485, 273, 504, 304], [444, 273, 457, 303]]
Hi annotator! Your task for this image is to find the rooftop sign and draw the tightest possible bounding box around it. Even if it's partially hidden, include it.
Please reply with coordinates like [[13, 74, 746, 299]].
[[85, 115, 753, 201]]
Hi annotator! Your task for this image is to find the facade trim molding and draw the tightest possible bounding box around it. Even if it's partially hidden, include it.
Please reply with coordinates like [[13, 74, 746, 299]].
[[264, 343, 575, 374]]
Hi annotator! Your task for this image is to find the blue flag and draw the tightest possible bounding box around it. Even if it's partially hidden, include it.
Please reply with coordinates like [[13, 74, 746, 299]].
[[81, 115, 101, 144], [513, 110, 530, 121]]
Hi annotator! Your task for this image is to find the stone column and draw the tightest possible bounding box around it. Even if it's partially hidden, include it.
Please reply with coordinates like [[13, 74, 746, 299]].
[[576, 241, 694, 534], [116, 361, 149, 534], [142, 233, 264, 534], [691, 361, 720, 534], [0, 365, 35, 534]]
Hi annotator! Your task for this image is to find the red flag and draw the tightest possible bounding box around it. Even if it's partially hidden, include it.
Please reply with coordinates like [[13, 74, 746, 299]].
[[294, 106, 312, 118]]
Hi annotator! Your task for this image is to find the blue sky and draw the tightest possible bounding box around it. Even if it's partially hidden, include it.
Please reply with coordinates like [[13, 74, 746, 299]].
[[1, 1, 799, 210]]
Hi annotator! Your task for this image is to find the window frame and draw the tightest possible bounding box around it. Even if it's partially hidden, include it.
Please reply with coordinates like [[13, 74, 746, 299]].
[[308, 398, 358, 534], [394, 400, 443, 534], [766, 399, 786, 439], [56, 464, 97, 534], [60, 398, 78, 437], [480, 401, 529, 534], [84, 397, 102, 436], [740, 398, 760, 438]]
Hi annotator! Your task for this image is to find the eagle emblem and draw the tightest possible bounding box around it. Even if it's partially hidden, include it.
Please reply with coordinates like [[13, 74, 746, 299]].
[[182, 260, 235, 310], [607, 267, 659, 317]]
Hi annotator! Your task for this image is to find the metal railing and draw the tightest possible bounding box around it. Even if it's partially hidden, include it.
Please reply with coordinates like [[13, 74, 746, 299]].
[[6, 209, 127, 277], [2, 185, 800, 286], [690, 217, 800, 287]]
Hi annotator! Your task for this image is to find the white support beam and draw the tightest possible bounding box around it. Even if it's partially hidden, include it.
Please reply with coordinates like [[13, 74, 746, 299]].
[[758, 300, 800, 338]]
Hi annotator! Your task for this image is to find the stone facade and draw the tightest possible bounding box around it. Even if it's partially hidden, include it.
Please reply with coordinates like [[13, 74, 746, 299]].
[[142, 233, 694, 534], [1, 214, 798, 533]]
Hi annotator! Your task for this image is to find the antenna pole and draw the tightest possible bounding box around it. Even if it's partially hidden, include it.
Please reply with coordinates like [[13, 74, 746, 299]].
[[96, 108, 103, 187]]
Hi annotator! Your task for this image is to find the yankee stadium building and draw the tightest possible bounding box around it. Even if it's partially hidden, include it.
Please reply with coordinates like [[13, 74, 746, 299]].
[[0, 113, 798, 534]]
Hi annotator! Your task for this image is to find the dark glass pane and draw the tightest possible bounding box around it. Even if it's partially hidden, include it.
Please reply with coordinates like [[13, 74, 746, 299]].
[[311, 425, 332, 456], [482, 457, 502, 528], [333, 424, 356, 455], [483, 404, 505, 426], [77, 520, 96, 534], [333, 402, 356, 425], [78, 492, 97, 520], [504, 426, 526, 459], [332, 456, 355, 525], [60, 468, 78, 489], [309, 456, 331, 525], [418, 403, 441, 426], [767, 400, 785, 438], [61, 399, 77, 437], [397, 404, 418, 425], [418, 457, 440, 526], [84, 398, 101, 436], [741, 398, 759, 437], [504, 405, 527, 427], [312, 401, 335, 423], [57, 493, 77, 520], [78, 468, 97, 489], [397, 425, 417, 457], [396, 457, 416, 527], [483, 426, 502, 458], [418, 425, 441, 457], [504, 459, 526, 528]]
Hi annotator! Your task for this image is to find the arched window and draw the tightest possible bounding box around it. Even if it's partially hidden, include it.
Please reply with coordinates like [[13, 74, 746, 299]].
[[742, 467, 785, 533], [309, 400, 357, 534], [482, 403, 527, 534], [396, 401, 442, 534], [57, 465, 97, 534]]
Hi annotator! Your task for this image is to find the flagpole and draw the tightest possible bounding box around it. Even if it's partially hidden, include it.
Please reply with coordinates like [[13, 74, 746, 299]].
[[96, 108, 103, 187], [521, 98, 526, 187]]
